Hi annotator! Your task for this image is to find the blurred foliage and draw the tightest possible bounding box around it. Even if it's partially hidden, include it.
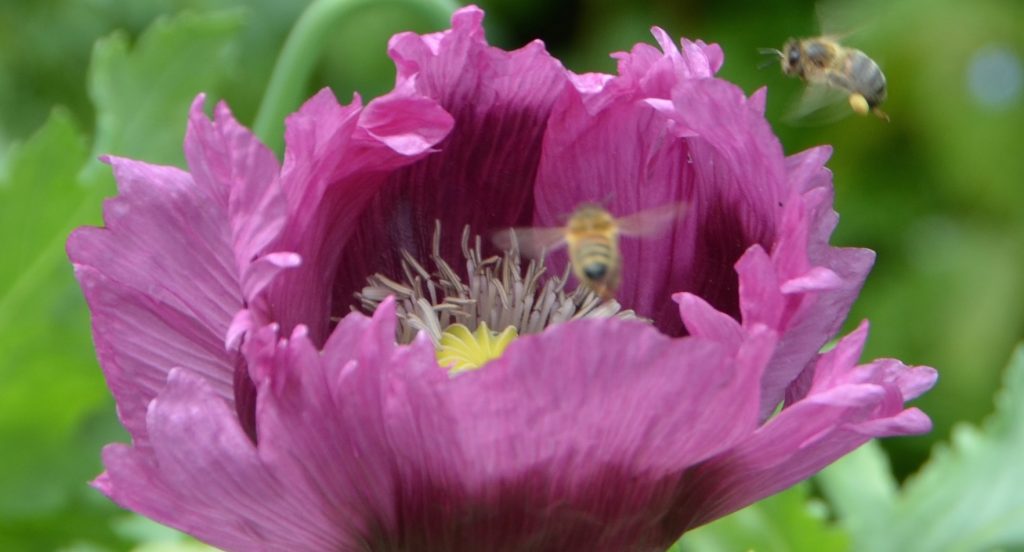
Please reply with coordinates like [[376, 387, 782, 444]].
[[672, 482, 850, 552], [87, 9, 245, 171], [681, 342, 1024, 552], [0, 0, 1021, 549], [814, 346, 1024, 552]]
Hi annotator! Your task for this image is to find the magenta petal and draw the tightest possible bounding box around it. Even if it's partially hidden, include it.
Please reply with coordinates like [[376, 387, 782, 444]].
[[674, 291, 744, 347], [671, 326, 935, 530], [535, 42, 784, 334], [71, 266, 235, 441], [359, 80, 455, 155], [883, 362, 939, 401], [67, 157, 242, 438], [780, 266, 843, 293], [746, 184, 876, 418], [98, 368, 349, 550], [849, 407, 932, 436], [184, 96, 288, 279], [263, 83, 452, 343], [372, 317, 777, 549], [241, 251, 301, 300], [98, 301, 470, 549], [327, 6, 570, 324], [448, 319, 772, 493]]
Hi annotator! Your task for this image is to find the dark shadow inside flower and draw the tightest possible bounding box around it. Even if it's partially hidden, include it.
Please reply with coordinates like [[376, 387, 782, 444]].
[[329, 105, 549, 320], [339, 94, 782, 347], [323, 22, 572, 332], [262, 5, 787, 356], [532, 79, 784, 338]]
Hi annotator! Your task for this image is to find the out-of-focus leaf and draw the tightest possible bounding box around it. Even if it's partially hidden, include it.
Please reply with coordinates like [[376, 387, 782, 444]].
[[670, 483, 851, 552], [0, 109, 114, 519], [823, 345, 1024, 552], [847, 218, 1023, 475], [112, 515, 220, 552], [2, 484, 129, 552], [85, 8, 245, 177], [131, 543, 221, 552], [815, 440, 898, 538], [0, 9, 249, 549]]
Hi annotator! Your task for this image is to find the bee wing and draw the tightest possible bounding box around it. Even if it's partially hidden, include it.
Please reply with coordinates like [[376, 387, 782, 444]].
[[617, 202, 688, 237], [815, 0, 877, 41], [492, 226, 567, 259], [782, 83, 855, 126]]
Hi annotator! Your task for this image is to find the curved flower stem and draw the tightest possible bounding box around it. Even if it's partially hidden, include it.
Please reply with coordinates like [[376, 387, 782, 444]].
[[253, 0, 461, 153]]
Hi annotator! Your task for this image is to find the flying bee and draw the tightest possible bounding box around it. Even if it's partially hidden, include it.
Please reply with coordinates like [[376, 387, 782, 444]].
[[762, 36, 888, 121], [493, 202, 686, 301]]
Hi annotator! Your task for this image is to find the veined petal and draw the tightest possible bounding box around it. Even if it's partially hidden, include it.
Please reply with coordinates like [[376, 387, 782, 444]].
[[96, 368, 349, 550], [449, 319, 770, 480], [67, 156, 241, 439], [534, 38, 786, 337], [184, 95, 289, 286], [670, 325, 935, 531], [326, 6, 570, 335]]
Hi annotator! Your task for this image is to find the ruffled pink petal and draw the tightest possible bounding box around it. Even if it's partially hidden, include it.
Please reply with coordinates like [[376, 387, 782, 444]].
[[261, 82, 451, 344], [675, 291, 744, 347], [452, 319, 771, 481], [96, 368, 348, 550], [610, 29, 722, 100], [183, 96, 290, 285], [373, 319, 772, 550], [325, 6, 570, 335], [72, 266, 234, 442], [95, 299, 468, 550], [252, 299, 468, 542], [667, 326, 936, 530], [535, 37, 782, 335], [68, 97, 295, 439], [67, 156, 241, 439], [738, 166, 876, 419]]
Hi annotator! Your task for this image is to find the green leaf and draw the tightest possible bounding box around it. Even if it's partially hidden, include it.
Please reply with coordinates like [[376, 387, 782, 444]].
[[826, 345, 1024, 552], [0, 8, 252, 548], [112, 515, 220, 552], [814, 440, 899, 538], [85, 9, 246, 177], [671, 483, 851, 552], [0, 108, 119, 523]]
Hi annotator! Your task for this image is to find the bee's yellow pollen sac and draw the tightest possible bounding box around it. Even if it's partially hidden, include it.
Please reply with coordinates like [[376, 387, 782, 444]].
[[849, 93, 870, 115], [436, 322, 518, 374]]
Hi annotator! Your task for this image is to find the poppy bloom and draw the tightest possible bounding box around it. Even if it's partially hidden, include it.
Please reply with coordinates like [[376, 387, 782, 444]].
[[68, 6, 935, 551]]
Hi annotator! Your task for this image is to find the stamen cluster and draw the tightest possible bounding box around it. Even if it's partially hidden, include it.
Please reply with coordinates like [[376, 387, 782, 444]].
[[357, 222, 640, 345]]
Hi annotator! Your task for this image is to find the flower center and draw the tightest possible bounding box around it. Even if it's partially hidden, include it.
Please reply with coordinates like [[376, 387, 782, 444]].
[[357, 222, 643, 372], [436, 322, 518, 373]]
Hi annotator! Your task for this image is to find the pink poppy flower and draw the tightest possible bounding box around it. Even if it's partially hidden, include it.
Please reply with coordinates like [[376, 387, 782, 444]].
[[68, 6, 935, 550]]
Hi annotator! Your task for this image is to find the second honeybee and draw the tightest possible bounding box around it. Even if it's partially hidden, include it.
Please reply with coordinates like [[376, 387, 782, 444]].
[[770, 36, 888, 120]]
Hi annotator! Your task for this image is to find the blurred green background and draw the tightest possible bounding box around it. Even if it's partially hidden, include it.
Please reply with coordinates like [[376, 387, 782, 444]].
[[1, 0, 1021, 550]]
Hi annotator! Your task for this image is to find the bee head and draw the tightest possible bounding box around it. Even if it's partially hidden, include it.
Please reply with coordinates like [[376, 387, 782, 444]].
[[781, 39, 803, 75]]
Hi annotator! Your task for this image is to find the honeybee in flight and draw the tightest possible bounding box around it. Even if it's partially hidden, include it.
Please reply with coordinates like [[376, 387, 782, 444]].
[[762, 36, 888, 120], [493, 203, 686, 301]]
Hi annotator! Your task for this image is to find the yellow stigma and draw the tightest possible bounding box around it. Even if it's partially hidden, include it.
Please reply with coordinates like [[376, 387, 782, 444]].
[[436, 322, 518, 374]]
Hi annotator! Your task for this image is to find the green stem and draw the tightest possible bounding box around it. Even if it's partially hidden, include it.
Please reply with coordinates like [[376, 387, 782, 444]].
[[253, 0, 461, 153]]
